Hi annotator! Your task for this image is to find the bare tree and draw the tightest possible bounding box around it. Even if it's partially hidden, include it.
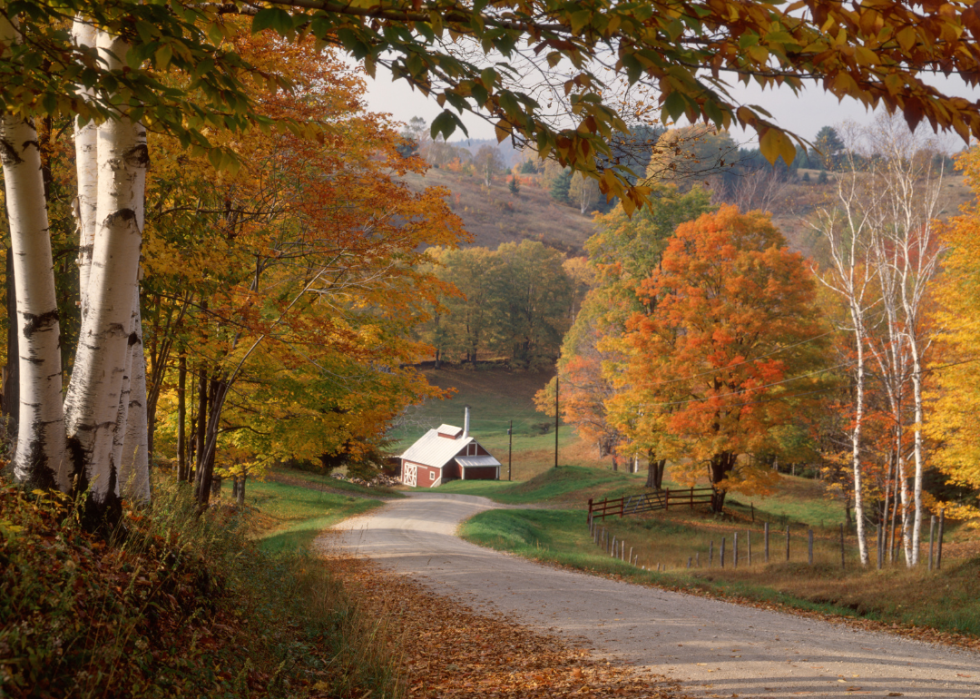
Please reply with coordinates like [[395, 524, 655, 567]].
[[732, 167, 789, 214], [474, 145, 505, 187], [808, 157, 879, 566], [858, 115, 946, 566]]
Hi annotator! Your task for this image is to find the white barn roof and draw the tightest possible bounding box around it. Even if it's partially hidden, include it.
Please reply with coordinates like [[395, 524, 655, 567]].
[[456, 455, 500, 468], [400, 427, 474, 469]]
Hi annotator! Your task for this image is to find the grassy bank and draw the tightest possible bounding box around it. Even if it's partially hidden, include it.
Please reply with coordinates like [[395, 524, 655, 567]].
[[1, 476, 401, 698], [434, 464, 648, 505], [229, 478, 385, 553], [267, 465, 405, 498], [461, 507, 980, 641]]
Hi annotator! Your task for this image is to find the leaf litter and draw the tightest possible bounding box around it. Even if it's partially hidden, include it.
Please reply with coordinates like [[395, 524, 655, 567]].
[[327, 556, 693, 698]]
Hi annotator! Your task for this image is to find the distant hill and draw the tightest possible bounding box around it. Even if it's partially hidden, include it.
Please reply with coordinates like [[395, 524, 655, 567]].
[[402, 167, 599, 253], [403, 160, 975, 258], [450, 137, 523, 167]]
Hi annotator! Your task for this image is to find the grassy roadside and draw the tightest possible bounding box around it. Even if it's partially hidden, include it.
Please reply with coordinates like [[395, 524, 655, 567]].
[[434, 464, 648, 505], [267, 465, 405, 498], [1, 474, 402, 698], [457, 469, 980, 647], [230, 478, 386, 553]]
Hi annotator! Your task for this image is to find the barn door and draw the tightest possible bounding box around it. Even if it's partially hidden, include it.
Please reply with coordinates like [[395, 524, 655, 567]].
[[403, 462, 417, 487]]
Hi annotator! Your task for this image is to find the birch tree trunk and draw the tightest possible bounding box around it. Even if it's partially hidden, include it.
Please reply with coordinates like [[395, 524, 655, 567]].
[[120, 302, 150, 502], [849, 306, 870, 565], [72, 19, 98, 322], [810, 158, 875, 565], [119, 119, 150, 503], [0, 16, 68, 490], [63, 30, 147, 507]]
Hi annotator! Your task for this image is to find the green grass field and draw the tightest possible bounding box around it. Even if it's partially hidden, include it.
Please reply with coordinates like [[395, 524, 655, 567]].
[[223, 479, 384, 553], [387, 366, 564, 451], [268, 464, 405, 498], [434, 464, 646, 505]]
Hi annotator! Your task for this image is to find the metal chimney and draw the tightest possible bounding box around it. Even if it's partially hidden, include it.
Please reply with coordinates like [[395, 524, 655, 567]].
[[463, 405, 470, 440]]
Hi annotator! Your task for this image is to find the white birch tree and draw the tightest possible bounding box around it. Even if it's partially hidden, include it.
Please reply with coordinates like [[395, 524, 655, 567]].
[[861, 115, 946, 566], [0, 14, 67, 491], [810, 165, 878, 566]]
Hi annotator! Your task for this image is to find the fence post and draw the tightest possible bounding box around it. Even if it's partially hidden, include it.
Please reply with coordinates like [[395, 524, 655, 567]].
[[839, 523, 845, 569], [696, 552, 700, 567], [785, 526, 791, 562], [764, 522, 770, 563], [709, 540, 714, 567], [747, 531, 751, 565], [611, 536, 615, 556], [690, 487, 694, 510], [808, 529, 813, 566], [734, 532, 738, 569], [937, 509, 945, 570], [928, 515, 936, 571], [665, 487, 670, 512], [720, 537, 726, 568], [588, 498, 593, 526], [687, 556, 692, 569]]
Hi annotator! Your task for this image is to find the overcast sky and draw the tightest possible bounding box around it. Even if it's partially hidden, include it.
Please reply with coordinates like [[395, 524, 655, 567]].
[[362, 64, 972, 152]]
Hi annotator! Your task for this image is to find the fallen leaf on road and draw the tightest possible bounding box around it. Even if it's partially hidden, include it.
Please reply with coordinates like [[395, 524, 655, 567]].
[[325, 556, 692, 699]]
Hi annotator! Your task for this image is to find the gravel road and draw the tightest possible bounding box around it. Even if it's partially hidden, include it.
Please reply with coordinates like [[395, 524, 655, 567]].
[[319, 492, 979, 699]]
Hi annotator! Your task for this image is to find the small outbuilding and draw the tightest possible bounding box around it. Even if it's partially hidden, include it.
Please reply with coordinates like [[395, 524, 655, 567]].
[[399, 407, 501, 488]]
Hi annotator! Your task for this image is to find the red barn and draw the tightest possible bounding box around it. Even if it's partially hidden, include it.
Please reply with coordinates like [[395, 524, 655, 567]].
[[399, 407, 501, 488]]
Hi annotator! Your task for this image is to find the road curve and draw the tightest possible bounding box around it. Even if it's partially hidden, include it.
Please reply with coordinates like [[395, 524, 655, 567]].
[[319, 492, 979, 699]]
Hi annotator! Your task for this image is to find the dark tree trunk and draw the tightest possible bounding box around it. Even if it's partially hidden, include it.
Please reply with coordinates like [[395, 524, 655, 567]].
[[646, 453, 666, 490], [235, 474, 246, 508], [193, 369, 210, 503], [611, 455, 619, 471], [195, 377, 228, 508], [177, 352, 187, 481], [708, 451, 737, 513]]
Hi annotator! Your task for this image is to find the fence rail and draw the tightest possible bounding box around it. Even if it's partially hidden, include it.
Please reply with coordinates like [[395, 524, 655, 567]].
[[588, 486, 714, 521]]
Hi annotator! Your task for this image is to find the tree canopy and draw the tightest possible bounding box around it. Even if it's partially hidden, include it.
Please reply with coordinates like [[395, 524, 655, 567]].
[[4, 0, 980, 212]]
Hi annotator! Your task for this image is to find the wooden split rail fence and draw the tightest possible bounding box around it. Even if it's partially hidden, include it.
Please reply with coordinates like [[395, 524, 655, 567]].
[[587, 486, 714, 522]]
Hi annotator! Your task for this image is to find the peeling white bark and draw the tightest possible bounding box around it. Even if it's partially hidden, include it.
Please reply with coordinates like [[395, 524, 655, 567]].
[[113, 286, 149, 502], [72, 18, 98, 321], [63, 30, 147, 503], [0, 16, 68, 490], [120, 121, 151, 504]]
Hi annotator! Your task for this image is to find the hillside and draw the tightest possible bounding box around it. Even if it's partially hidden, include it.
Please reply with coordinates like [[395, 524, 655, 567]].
[[766, 170, 974, 257], [403, 164, 975, 259], [400, 167, 599, 253]]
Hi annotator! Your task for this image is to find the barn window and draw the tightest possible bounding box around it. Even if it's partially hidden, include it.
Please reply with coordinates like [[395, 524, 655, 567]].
[[429, 471, 435, 480]]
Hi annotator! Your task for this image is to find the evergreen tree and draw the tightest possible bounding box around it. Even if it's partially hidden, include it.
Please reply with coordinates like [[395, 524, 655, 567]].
[[550, 168, 573, 203]]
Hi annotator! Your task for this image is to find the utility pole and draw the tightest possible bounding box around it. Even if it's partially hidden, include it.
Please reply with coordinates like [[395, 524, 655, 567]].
[[554, 375, 559, 468], [508, 420, 513, 481]]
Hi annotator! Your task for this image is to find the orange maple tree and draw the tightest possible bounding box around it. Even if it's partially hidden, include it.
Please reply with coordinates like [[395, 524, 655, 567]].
[[143, 31, 464, 501], [611, 205, 830, 511]]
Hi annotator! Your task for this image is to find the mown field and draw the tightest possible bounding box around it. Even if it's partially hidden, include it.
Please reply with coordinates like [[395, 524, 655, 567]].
[[387, 366, 608, 478]]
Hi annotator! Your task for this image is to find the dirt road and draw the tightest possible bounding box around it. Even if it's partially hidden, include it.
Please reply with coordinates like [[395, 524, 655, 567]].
[[321, 492, 979, 699]]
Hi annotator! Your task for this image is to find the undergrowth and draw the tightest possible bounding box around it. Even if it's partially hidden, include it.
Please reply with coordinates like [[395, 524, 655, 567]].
[[0, 476, 402, 699]]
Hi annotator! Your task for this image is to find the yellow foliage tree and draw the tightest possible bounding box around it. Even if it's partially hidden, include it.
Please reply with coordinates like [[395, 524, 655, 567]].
[[927, 148, 980, 521]]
